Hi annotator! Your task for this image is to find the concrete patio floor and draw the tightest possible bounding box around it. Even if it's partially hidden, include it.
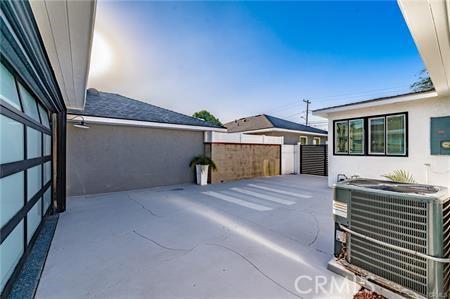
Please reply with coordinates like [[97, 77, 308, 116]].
[[36, 175, 359, 298]]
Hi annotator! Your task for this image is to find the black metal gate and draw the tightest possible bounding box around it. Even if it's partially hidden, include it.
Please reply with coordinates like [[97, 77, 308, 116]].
[[300, 145, 328, 176]]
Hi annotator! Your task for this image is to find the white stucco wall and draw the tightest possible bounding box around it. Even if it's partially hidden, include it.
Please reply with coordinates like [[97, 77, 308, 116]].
[[326, 96, 450, 188]]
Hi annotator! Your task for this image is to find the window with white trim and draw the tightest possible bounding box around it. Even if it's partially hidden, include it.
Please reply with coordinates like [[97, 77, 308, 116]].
[[313, 137, 321, 145], [299, 136, 308, 145]]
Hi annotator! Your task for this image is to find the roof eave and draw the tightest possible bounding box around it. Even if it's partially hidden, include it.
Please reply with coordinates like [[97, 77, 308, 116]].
[[30, 0, 96, 110], [398, 0, 450, 96], [238, 127, 328, 137], [312, 90, 438, 118], [67, 114, 227, 132]]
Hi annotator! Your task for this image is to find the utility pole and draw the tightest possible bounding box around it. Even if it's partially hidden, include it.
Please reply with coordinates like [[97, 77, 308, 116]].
[[303, 99, 311, 126]]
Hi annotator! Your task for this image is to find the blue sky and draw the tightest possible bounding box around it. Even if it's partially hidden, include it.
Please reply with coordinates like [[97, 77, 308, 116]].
[[88, 1, 425, 128]]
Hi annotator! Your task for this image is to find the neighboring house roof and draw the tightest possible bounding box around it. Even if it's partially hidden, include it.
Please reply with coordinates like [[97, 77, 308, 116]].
[[225, 114, 327, 135], [68, 89, 224, 129], [313, 89, 437, 117], [263, 115, 327, 134]]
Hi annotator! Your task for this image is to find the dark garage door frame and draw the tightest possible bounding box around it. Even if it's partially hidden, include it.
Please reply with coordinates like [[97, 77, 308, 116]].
[[300, 145, 328, 176]]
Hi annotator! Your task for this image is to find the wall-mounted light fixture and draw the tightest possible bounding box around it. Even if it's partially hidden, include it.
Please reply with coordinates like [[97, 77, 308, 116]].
[[70, 115, 90, 129]]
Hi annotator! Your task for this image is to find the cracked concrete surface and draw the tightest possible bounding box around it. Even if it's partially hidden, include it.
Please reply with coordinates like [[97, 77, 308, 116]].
[[36, 175, 359, 298]]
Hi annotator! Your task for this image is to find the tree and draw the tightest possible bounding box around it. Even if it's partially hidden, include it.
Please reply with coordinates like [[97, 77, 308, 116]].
[[410, 69, 433, 92], [192, 110, 223, 126]]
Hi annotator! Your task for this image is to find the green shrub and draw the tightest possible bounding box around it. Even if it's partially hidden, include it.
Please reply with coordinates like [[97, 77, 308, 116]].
[[383, 169, 416, 183], [189, 155, 217, 170]]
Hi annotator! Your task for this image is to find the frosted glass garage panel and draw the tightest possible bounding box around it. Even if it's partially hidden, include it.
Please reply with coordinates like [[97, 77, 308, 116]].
[[27, 199, 42, 244], [44, 161, 51, 184], [27, 127, 41, 159], [18, 84, 40, 122], [0, 115, 24, 164], [0, 172, 24, 227], [0, 221, 24, 293], [43, 134, 51, 156], [43, 188, 51, 212], [38, 104, 50, 129], [0, 63, 21, 110], [27, 165, 41, 201]]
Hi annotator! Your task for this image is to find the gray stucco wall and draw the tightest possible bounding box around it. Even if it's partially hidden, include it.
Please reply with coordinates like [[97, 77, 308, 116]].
[[67, 124, 204, 196]]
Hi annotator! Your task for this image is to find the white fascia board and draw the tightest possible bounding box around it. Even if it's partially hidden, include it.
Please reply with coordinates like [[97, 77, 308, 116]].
[[312, 90, 438, 118], [67, 114, 227, 132], [397, 0, 450, 95], [240, 128, 328, 137], [30, 0, 96, 110]]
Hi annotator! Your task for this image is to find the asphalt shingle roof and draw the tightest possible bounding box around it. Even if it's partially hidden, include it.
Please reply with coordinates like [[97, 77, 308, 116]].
[[263, 114, 327, 134], [68, 89, 223, 128]]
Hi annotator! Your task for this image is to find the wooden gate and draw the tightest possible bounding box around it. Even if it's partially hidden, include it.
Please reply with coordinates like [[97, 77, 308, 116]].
[[300, 145, 328, 176]]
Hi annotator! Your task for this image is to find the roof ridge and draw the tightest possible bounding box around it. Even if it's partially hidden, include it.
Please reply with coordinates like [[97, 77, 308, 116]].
[[261, 114, 276, 127], [262, 114, 327, 134]]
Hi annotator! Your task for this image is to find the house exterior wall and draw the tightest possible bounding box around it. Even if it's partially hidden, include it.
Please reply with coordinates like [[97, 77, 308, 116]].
[[205, 143, 281, 183], [326, 96, 450, 188], [249, 131, 327, 145], [67, 123, 204, 196]]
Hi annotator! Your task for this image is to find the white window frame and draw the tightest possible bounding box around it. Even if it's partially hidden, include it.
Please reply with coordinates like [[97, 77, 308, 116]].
[[386, 114, 406, 156], [299, 136, 308, 145], [368, 116, 385, 155], [313, 137, 321, 145]]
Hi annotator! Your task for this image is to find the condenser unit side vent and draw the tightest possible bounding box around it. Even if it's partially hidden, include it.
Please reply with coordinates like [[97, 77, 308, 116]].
[[443, 198, 450, 295]]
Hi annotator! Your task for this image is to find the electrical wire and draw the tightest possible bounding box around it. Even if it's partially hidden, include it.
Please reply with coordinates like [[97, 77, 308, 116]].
[[262, 84, 412, 115]]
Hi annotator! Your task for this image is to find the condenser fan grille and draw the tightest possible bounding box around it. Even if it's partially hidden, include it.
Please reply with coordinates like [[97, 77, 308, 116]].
[[349, 191, 428, 296]]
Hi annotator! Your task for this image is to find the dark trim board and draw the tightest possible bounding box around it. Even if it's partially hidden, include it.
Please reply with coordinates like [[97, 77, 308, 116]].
[[0, 99, 52, 135], [54, 111, 66, 212], [332, 111, 409, 157], [0, 156, 51, 178]]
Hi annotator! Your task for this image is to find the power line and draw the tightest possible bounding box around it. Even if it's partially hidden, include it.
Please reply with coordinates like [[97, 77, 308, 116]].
[[262, 84, 412, 115], [309, 85, 411, 102]]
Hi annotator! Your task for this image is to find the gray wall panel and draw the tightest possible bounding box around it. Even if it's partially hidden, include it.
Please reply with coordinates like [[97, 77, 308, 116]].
[[67, 124, 204, 196]]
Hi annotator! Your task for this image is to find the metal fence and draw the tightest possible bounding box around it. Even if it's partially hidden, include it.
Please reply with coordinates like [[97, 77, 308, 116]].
[[300, 145, 328, 176]]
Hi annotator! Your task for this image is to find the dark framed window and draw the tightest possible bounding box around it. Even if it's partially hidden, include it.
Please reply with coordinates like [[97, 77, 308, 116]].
[[0, 60, 53, 294], [334, 120, 349, 154], [349, 119, 364, 155], [333, 112, 408, 157], [386, 114, 406, 155], [369, 117, 385, 155]]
